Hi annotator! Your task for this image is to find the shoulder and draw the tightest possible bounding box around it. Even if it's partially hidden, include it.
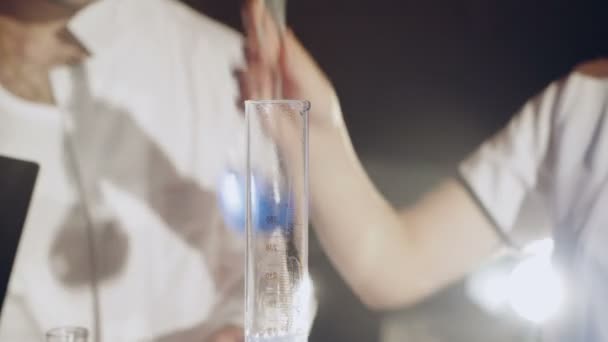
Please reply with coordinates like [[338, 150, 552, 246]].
[[556, 59, 608, 105], [533, 59, 608, 125], [573, 59, 608, 79]]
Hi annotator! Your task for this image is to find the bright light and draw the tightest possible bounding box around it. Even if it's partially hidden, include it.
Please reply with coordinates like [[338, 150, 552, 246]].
[[467, 238, 565, 323], [466, 266, 511, 313], [507, 254, 565, 323], [219, 172, 242, 214], [523, 238, 554, 256]]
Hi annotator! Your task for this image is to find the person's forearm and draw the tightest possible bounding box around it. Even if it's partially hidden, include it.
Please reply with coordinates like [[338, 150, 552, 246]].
[[309, 121, 502, 310], [309, 126, 422, 309]]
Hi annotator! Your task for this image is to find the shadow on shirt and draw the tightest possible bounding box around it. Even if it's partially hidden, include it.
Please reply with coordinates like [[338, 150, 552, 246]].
[[47, 65, 243, 341]]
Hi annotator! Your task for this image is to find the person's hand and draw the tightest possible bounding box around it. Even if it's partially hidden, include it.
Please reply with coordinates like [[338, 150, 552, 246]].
[[238, 0, 345, 134], [206, 326, 244, 342]]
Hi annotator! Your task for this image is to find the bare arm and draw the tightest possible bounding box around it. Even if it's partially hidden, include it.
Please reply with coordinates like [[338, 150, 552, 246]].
[[308, 124, 500, 309]]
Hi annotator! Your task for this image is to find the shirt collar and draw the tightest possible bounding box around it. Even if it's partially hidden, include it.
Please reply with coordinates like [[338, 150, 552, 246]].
[[51, 0, 131, 106], [67, 0, 129, 55]]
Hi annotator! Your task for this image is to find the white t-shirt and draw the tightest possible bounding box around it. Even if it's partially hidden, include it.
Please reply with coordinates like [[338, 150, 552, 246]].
[[461, 60, 608, 340], [0, 0, 247, 340]]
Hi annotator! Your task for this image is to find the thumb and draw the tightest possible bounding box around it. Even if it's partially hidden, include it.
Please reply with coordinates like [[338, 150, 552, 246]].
[[279, 29, 326, 95], [279, 29, 343, 127]]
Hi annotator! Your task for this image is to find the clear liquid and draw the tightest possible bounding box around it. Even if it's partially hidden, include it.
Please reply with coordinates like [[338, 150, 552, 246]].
[[246, 334, 307, 342]]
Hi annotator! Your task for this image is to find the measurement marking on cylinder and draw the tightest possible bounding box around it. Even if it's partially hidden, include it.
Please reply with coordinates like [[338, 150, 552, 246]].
[[265, 243, 279, 252], [264, 272, 278, 280], [266, 215, 279, 224]]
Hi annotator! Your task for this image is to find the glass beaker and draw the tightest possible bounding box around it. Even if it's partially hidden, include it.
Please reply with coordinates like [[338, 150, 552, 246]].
[[46, 327, 88, 342], [245, 100, 310, 342]]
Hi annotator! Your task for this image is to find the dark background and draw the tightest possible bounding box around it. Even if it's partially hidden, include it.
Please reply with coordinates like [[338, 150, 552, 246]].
[[183, 1, 608, 340]]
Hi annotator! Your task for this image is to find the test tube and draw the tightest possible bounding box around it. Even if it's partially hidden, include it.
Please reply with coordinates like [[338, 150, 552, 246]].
[[245, 100, 310, 342], [46, 327, 88, 342], [263, 0, 286, 99], [265, 0, 287, 31]]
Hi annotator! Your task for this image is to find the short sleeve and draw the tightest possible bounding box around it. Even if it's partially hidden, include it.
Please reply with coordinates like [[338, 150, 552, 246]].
[[459, 77, 567, 241]]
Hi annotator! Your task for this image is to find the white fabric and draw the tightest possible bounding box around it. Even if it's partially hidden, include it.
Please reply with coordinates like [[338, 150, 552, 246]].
[[0, 0, 247, 340], [460, 62, 608, 340], [459, 77, 558, 234]]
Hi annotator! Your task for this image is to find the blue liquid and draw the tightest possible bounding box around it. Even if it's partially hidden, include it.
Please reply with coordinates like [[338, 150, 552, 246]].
[[246, 334, 307, 342], [218, 170, 295, 233]]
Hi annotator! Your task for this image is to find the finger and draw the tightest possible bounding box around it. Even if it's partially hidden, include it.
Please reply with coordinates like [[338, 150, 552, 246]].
[[242, 0, 281, 67], [207, 327, 244, 342], [243, 42, 258, 63], [241, 0, 264, 57], [210, 336, 234, 342], [234, 68, 251, 99], [235, 63, 275, 101], [278, 29, 344, 125], [280, 29, 315, 86], [234, 69, 264, 110], [233, 69, 247, 111], [258, 5, 282, 66], [280, 29, 332, 97], [248, 63, 275, 99]]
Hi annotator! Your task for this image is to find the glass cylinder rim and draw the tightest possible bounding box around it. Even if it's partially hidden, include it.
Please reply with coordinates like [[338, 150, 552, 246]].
[[46, 327, 89, 338], [245, 99, 310, 110]]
